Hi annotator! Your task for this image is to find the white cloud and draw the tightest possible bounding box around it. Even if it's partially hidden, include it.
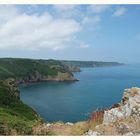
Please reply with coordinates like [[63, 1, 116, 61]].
[[0, 5, 19, 24], [80, 42, 90, 48], [89, 5, 110, 14], [53, 5, 81, 18], [82, 16, 101, 25], [0, 6, 81, 51], [53, 5, 76, 12], [113, 7, 126, 17]]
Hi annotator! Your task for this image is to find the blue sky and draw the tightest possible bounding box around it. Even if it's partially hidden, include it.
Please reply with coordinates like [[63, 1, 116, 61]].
[[0, 5, 140, 63]]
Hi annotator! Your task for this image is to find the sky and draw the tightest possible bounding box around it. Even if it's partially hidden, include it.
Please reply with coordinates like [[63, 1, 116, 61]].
[[0, 5, 140, 63]]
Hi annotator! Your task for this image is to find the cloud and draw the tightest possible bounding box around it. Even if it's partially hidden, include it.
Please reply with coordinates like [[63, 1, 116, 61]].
[[0, 6, 81, 51], [53, 5, 81, 18], [89, 5, 110, 14], [0, 5, 19, 24], [80, 42, 90, 48], [53, 5, 77, 12], [82, 16, 101, 25], [113, 7, 126, 17]]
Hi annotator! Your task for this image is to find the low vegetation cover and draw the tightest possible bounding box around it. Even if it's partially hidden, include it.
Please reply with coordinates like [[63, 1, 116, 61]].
[[1, 58, 138, 136], [0, 80, 42, 135], [0, 58, 63, 79]]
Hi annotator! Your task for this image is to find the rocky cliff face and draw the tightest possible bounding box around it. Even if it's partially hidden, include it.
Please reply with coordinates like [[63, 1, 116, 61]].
[[1, 79, 140, 135], [0, 58, 78, 83], [86, 87, 140, 136], [16, 70, 77, 84], [103, 87, 140, 124]]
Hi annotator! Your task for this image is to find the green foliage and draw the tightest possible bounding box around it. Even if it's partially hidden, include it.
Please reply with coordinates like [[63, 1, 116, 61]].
[[0, 82, 41, 135], [0, 58, 64, 80], [62, 60, 123, 68]]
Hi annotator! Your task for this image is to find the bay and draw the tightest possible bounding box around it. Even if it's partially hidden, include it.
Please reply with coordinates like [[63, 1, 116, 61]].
[[20, 64, 140, 122]]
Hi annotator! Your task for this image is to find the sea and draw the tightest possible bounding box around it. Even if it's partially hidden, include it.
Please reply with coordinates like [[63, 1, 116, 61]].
[[20, 64, 140, 122]]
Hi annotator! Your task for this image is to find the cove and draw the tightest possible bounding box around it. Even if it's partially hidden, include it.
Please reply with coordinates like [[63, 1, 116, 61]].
[[20, 64, 140, 122]]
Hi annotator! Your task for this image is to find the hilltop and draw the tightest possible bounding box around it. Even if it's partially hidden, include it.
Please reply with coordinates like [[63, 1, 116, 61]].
[[0, 58, 123, 84], [61, 60, 124, 68], [0, 58, 78, 83]]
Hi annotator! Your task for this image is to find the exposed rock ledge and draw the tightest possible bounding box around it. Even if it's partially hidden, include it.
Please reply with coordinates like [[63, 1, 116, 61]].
[[86, 87, 140, 136], [16, 70, 78, 85], [103, 87, 140, 124], [1, 78, 140, 135], [33, 87, 140, 136]]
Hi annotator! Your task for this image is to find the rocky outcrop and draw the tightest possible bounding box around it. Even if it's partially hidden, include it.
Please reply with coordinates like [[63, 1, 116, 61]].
[[85, 87, 140, 136], [86, 130, 100, 136], [0, 58, 79, 84], [16, 70, 77, 85], [84, 87, 140, 136], [103, 87, 140, 124]]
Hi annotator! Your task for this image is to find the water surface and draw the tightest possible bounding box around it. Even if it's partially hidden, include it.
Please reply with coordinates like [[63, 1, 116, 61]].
[[20, 64, 140, 122]]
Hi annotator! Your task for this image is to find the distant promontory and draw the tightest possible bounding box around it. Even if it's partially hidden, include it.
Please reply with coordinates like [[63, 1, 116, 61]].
[[0, 58, 124, 84]]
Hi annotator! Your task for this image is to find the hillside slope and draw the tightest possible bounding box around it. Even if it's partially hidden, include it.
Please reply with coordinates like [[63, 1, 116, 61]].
[[0, 79, 44, 135], [0, 78, 140, 135], [0, 58, 77, 83], [61, 60, 124, 68]]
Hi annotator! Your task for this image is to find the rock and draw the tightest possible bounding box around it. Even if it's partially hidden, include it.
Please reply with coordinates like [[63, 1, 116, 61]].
[[86, 130, 101, 136], [123, 129, 140, 136], [103, 87, 140, 124], [65, 122, 73, 126], [132, 129, 140, 135], [117, 123, 130, 134], [124, 132, 134, 136], [111, 103, 121, 109], [46, 123, 52, 127]]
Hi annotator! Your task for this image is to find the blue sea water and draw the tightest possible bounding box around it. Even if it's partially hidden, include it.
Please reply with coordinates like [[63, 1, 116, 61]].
[[20, 64, 140, 122]]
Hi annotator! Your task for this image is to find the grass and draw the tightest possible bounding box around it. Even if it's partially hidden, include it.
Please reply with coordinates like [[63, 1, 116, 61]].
[[0, 81, 41, 135], [71, 121, 88, 135], [0, 82, 104, 136], [88, 110, 104, 130], [46, 121, 89, 136], [0, 58, 67, 80]]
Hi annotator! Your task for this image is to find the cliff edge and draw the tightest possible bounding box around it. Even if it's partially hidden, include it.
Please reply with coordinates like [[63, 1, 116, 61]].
[[86, 87, 140, 136], [1, 78, 140, 135]]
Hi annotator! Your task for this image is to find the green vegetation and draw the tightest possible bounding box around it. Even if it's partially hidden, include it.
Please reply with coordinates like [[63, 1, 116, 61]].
[[0, 58, 126, 135], [0, 80, 41, 135], [0, 58, 77, 83], [61, 60, 124, 68], [0, 58, 61, 79], [0, 58, 123, 81]]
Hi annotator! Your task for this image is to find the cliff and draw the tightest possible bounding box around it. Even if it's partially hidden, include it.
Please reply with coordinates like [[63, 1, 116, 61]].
[[0, 78, 140, 135], [34, 87, 140, 135], [86, 87, 140, 136], [0, 58, 77, 84], [0, 58, 123, 84], [61, 60, 124, 68], [0, 79, 43, 135]]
